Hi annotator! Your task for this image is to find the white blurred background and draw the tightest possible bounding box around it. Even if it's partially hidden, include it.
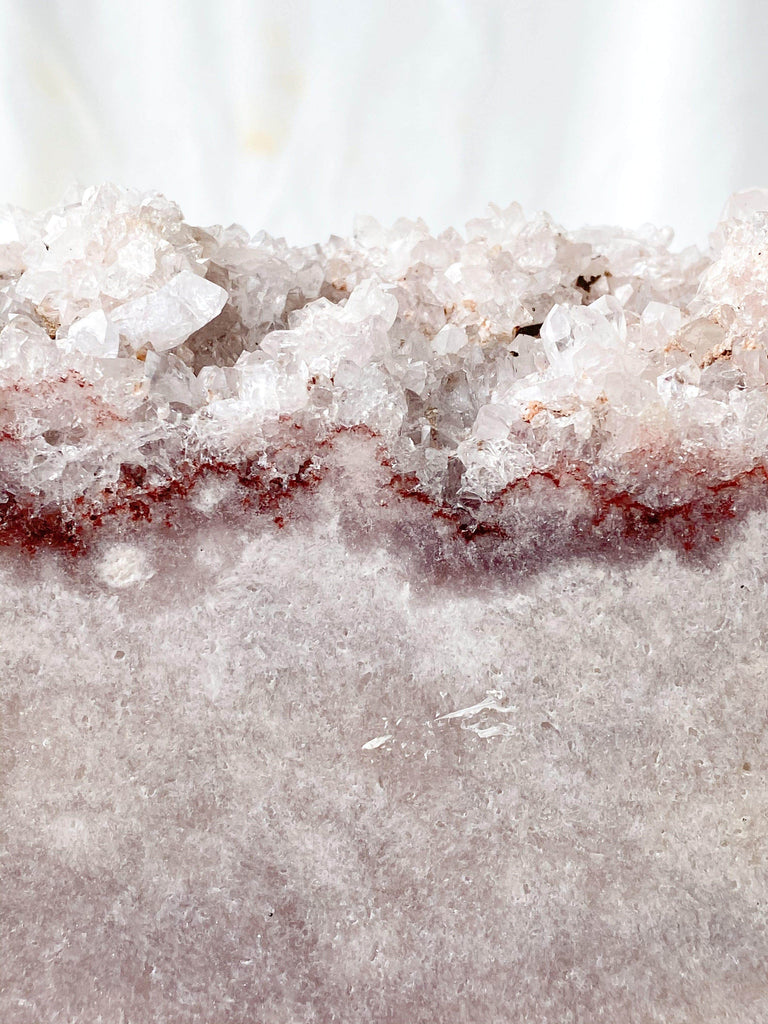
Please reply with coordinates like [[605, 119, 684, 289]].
[[1, 0, 765, 247]]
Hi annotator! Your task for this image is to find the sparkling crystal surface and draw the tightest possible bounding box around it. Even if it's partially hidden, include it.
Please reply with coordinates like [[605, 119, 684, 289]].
[[3, 185, 768, 1023]]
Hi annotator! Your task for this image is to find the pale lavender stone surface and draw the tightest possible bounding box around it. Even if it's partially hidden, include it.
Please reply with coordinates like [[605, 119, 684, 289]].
[[3, 186, 768, 1023]]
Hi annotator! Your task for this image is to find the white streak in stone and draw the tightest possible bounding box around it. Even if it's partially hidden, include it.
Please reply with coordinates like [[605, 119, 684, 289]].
[[361, 735, 393, 750], [438, 689, 516, 720]]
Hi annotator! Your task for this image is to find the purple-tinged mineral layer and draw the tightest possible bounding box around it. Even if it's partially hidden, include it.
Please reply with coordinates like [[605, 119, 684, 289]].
[[3, 185, 768, 1023]]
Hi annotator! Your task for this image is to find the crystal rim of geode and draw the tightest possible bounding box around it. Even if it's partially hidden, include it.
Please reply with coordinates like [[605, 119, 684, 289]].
[[3, 183, 768, 552]]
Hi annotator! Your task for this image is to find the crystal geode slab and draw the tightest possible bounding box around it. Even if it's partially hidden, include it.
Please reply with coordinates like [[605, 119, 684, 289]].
[[4, 185, 768, 1022]]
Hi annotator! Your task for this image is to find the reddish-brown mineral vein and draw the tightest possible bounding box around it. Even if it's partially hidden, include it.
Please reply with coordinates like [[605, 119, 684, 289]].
[[0, 452, 325, 553], [0, 417, 765, 556]]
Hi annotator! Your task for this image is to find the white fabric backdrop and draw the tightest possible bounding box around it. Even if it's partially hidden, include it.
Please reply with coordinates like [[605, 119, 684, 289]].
[[1, 0, 765, 246]]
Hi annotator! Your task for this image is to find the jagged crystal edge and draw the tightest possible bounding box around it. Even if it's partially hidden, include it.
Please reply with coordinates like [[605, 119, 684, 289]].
[[2, 183, 768, 538]]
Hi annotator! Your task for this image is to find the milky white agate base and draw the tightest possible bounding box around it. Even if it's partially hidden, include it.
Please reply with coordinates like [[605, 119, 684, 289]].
[[3, 437, 768, 1024]]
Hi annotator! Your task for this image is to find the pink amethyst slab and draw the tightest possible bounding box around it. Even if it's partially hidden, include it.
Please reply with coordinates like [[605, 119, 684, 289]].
[[3, 185, 768, 1023]]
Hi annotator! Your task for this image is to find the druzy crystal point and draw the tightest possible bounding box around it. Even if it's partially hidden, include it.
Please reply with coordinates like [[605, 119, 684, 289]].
[[4, 184, 768, 1022]]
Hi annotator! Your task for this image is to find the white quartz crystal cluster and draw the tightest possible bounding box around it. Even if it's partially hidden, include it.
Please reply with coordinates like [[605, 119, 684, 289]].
[[2, 183, 768, 531]]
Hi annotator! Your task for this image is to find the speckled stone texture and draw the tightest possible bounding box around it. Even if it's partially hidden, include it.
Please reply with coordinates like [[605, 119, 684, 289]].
[[4, 186, 768, 1022], [4, 477, 768, 1024]]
